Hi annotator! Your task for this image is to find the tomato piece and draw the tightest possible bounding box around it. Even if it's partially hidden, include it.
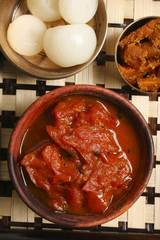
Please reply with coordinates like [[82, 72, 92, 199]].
[[83, 159, 132, 193], [21, 152, 46, 168], [48, 192, 68, 212], [41, 144, 54, 170], [42, 144, 80, 183], [26, 166, 54, 192], [52, 96, 86, 128], [62, 126, 120, 165], [46, 125, 81, 166], [21, 151, 54, 192], [83, 102, 118, 128], [86, 191, 113, 213], [67, 186, 83, 208]]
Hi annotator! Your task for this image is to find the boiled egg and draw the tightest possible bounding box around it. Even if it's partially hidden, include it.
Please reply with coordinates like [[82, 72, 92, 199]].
[[59, 0, 98, 24], [7, 15, 47, 56], [43, 24, 97, 67], [27, 0, 62, 22]]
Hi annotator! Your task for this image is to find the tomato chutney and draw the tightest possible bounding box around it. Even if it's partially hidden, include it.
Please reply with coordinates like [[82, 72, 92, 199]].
[[20, 94, 142, 214]]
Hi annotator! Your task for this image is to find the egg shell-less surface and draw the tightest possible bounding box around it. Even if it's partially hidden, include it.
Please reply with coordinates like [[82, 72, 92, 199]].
[[43, 24, 97, 67]]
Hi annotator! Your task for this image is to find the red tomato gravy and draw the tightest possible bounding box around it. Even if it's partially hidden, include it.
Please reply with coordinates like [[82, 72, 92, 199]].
[[20, 94, 143, 215]]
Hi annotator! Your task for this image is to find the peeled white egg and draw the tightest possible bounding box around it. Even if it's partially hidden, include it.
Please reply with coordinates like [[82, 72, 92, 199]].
[[59, 0, 98, 24], [43, 24, 97, 68], [7, 15, 47, 56], [27, 0, 62, 22]]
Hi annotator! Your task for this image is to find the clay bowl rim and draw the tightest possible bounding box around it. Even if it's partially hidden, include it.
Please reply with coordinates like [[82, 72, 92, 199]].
[[115, 16, 160, 95], [0, 0, 107, 80], [8, 85, 154, 228]]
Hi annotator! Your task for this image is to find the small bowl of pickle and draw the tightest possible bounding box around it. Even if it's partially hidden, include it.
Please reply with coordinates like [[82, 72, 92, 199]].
[[115, 16, 160, 94]]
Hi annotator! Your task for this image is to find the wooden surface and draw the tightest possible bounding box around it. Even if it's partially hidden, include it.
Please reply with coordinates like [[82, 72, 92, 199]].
[[0, 0, 160, 239]]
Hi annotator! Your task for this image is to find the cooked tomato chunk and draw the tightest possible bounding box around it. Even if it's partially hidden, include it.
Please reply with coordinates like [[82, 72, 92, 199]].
[[82, 160, 131, 193], [67, 186, 84, 208], [21, 147, 54, 192], [48, 191, 68, 212], [86, 191, 113, 213]]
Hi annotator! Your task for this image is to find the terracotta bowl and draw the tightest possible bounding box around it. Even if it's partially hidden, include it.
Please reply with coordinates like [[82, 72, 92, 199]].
[[8, 85, 154, 228], [115, 16, 160, 94], [0, 0, 107, 79]]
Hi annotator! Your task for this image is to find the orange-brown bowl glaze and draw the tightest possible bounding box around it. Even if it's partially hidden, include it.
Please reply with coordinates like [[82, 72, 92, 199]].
[[115, 16, 160, 94], [8, 85, 154, 227], [0, 0, 107, 79]]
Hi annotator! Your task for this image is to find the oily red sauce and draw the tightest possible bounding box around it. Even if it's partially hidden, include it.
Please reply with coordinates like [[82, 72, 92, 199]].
[[20, 94, 142, 214]]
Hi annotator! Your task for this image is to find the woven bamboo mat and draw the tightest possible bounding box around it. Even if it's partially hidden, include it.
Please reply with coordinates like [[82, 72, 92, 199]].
[[0, 0, 160, 237]]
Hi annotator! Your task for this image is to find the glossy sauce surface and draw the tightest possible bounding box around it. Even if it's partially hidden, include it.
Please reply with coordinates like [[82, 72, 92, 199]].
[[20, 94, 142, 214]]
